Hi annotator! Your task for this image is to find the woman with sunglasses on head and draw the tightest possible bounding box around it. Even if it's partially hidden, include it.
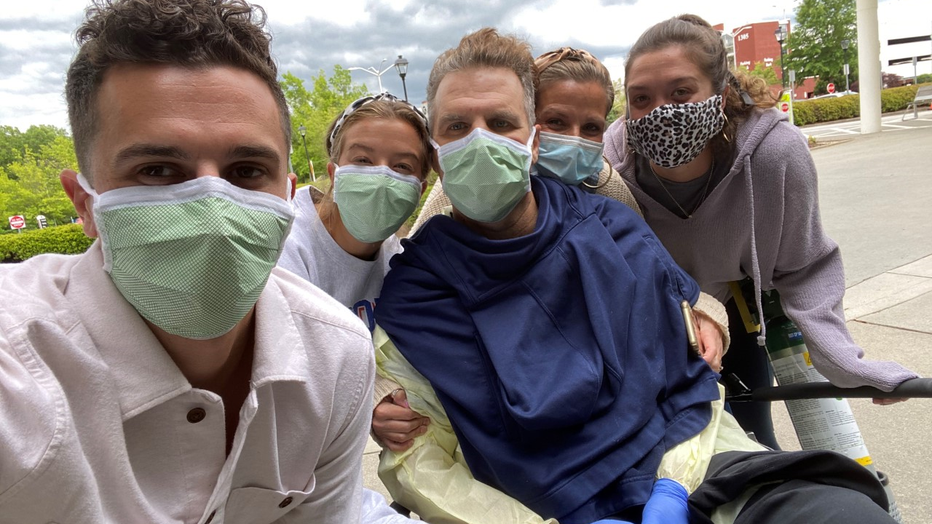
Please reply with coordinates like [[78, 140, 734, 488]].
[[603, 15, 918, 450], [278, 93, 430, 523]]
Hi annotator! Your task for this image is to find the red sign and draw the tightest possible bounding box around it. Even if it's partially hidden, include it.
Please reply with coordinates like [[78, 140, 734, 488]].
[[827, 83, 836, 94], [781, 102, 790, 113], [9, 215, 25, 230]]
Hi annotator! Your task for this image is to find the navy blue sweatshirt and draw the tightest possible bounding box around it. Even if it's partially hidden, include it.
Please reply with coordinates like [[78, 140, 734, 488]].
[[376, 176, 720, 523]]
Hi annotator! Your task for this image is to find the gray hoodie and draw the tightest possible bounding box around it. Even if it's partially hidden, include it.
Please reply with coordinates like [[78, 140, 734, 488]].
[[604, 107, 917, 391]]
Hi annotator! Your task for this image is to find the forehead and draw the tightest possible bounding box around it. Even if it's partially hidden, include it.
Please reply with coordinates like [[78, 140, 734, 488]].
[[433, 67, 527, 119], [92, 63, 286, 163], [340, 118, 425, 156], [626, 46, 708, 88], [538, 79, 609, 116]]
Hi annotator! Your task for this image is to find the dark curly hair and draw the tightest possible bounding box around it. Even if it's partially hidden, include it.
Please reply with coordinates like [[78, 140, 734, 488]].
[[66, 0, 290, 178], [624, 14, 777, 158]]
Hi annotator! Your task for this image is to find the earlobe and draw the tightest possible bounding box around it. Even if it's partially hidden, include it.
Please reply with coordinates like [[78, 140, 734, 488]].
[[287, 173, 297, 199], [530, 124, 541, 165], [60, 169, 98, 238]]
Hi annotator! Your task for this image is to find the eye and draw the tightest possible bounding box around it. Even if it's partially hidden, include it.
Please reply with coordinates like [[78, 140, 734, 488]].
[[350, 156, 373, 165], [448, 122, 466, 132], [138, 165, 182, 179], [492, 119, 511, 129], [583, 122, 604, 135], [229, 164, 267, 179], [545, 118, 565, 128], [673, 87, 692, 98], [394, 162, 416, 174]]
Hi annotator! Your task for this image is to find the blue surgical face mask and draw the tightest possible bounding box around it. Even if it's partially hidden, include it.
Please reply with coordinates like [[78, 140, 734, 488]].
[[535, 131, 605, 186]]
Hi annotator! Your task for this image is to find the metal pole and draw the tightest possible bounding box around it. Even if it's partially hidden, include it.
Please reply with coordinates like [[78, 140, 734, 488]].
[[401, 76, 408, 102], [300, 133, 313, 182], [856, 0, 881, 134]]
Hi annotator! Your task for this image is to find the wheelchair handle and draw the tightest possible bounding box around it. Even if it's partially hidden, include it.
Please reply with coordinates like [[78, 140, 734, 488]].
[[726, 377, 932, 403]]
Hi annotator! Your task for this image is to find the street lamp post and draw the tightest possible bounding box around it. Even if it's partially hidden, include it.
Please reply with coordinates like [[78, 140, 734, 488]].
[[394, 55, 409, 101], [841, 39, 851, 93], [774, 24, 788, 89], [348, 58, 394, 93], [297, 124, 314, 182]]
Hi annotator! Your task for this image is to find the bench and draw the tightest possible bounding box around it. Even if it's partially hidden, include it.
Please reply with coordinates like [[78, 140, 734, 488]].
[[903, 84, 932, 120]]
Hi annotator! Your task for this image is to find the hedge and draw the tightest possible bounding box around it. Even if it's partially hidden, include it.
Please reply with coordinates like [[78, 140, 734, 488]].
[[792, 84, 928, 126], [0, 223, 94, 263]]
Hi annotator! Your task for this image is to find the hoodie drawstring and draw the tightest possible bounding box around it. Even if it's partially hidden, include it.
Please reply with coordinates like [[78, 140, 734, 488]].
[[743, 155, 767, 347]]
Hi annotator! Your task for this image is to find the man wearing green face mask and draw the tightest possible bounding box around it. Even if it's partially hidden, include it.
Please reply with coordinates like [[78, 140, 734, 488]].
[[0, 1, 376, 522], [371, 27, 896, 524]]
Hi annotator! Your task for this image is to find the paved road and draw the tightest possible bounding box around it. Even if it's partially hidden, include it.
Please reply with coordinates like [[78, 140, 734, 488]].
[[772, 124, 932, 523], [800, 109, 932, 140], [363, 123, 932, 522]]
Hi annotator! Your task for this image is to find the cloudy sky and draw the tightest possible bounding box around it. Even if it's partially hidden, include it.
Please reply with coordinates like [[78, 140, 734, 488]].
[[1, 0, 930, 132]]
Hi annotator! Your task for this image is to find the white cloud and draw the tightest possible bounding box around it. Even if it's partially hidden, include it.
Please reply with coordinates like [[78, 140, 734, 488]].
[[1, 0, 929, 131]]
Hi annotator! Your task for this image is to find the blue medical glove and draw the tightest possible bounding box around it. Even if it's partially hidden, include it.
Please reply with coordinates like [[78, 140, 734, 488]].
[[641, 478, 689, 524]]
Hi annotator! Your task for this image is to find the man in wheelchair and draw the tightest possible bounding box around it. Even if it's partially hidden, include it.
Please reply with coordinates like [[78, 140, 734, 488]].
[[371, 27, 897, 524]]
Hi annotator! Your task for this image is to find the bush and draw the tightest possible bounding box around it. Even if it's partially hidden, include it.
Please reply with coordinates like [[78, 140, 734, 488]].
[[791, 84, 926, 126], [0, 223, 94, 263]]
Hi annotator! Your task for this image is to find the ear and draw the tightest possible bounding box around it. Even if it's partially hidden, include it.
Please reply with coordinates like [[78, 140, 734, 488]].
[[430, 148, 443, 181], [287, 173, 297, 200], [60, 169, 98, 238], [530, 124, 541, 165], [326, 162, 337, 183]]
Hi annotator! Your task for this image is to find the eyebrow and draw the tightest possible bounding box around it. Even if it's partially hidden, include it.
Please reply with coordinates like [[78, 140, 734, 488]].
[[114, 144, 189, 164], [345, 143, 422, 163], [229, 145, 280, 162]]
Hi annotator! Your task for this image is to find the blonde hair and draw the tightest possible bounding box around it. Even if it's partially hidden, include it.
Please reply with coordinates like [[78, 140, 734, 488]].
[[325, 99, 432, 179], [427, 27, 537, 130], [535, 47, 614, 116]]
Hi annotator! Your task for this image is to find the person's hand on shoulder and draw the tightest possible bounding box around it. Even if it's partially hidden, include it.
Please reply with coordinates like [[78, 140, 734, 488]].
[[372, 389, 430, 451]]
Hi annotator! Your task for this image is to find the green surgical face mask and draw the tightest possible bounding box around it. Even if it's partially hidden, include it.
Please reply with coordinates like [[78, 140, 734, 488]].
[[435, 127, 534, 223], [333, 164, 422, 243], [78, 173, 294, 340]]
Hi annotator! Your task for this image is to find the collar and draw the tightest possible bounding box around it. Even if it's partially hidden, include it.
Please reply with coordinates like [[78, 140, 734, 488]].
[[67, 243, 309, 421]]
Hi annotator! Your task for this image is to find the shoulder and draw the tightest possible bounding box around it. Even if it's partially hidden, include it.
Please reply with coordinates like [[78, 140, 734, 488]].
[[270, 267, 370, 341], [0, 257, 85, 499]]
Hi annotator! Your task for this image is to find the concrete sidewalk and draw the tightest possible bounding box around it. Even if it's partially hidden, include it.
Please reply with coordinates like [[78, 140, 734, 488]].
[[363, 125, 932, 522], [772, 124, 932, 523]]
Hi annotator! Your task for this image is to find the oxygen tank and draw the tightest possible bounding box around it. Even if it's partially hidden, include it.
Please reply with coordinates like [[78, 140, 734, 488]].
[[759, 288, 903, 522]]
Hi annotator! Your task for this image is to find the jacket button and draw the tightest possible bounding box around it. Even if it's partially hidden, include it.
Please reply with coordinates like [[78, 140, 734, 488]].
[[204, 509, 216, 523], [187, 408, 206, 424], [279, 496, 293, 508]]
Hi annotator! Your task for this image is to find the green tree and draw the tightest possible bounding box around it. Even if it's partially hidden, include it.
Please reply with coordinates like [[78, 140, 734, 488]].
[[282, 66, 369, 184], [607, 78, 627, 123], [783, 0, 858, 95], [742, 62, 780, 86], [0, 134, 79, 230], [0, 124, 69, 173]]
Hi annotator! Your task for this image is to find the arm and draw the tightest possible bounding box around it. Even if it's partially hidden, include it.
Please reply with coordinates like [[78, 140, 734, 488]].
[[767, 132, 917, 391], [373, 327, 558, 524], [693, 292, 729, 372]]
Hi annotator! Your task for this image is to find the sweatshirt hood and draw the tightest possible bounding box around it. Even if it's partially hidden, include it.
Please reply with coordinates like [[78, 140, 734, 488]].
[[604, 108, 787, 344]]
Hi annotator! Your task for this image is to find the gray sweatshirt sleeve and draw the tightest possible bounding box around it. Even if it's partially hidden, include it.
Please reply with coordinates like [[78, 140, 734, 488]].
[[767, 130, 918, 391]]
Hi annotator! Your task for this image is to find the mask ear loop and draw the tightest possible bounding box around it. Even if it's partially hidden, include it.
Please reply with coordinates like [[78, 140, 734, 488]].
[[582, 155, 612, 190]]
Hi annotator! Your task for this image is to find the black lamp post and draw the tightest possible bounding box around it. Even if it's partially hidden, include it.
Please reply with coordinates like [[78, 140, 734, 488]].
[[774, 24, 787, 89], [841, 39, 851, 93], [297, 124, 314, 182], [394, 54, 409, 102]]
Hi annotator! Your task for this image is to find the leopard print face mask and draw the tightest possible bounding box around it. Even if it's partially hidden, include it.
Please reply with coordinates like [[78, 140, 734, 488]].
[[625, 94, 725, 168]]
